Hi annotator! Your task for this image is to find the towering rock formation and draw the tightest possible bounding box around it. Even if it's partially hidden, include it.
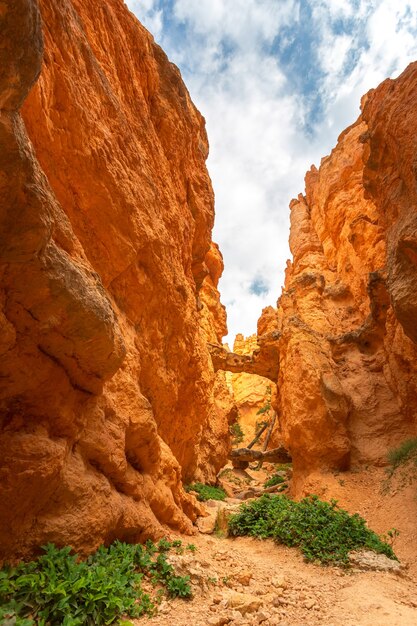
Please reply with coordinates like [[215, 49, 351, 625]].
[[0, 0, 229, 560], [259, 62, 417, 489], [197, 243, 236, 481]]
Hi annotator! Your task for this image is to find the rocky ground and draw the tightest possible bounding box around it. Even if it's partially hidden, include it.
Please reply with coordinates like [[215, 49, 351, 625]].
[[132, 463, 417, 626]]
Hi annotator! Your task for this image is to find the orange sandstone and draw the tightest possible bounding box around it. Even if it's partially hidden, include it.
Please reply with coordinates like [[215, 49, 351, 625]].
[[260, 63, 417, 490], [230, 334, 280, 448], [0, 0, 228, 561]]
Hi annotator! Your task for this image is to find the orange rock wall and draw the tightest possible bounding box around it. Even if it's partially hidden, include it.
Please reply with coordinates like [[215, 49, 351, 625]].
[[231, 334, 279, 448], [262, 62, 417, 487], [0, 0, 228, 560], [197, 243, 236, 482]]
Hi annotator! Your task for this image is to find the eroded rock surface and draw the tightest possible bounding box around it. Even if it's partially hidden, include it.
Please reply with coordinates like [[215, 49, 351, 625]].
[[0, 0, 228, 560], [259, 62, 417, 488], [229, 334, 281, 449], [208, 331, 280, 381]]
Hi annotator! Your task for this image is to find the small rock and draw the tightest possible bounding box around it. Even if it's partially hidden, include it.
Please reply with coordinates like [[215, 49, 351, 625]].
[[196, 510, 218, 534], [225, 591, 263, 615], [207, 616, 230, 626], [213, 594, 224, 605], [304, 599, 316, 610], [256, 609, 271, 623], [349, 550, 403, 572], [234, 570, 253, 586], [158, 600, 171, 614], [216, 503, 243, 535], [271, 575, 288, 589]]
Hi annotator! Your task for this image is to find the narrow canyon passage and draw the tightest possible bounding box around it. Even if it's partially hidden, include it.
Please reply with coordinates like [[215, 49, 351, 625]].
[[1, 1, 417, 625]]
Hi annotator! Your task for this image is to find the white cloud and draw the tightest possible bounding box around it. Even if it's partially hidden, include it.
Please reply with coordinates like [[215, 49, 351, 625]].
[[174, 0, 297, 45], [319, 33, 353, 75], [314, 1, 417, 146], [127, 0, 417, 342], [127, 1, 163, 39]]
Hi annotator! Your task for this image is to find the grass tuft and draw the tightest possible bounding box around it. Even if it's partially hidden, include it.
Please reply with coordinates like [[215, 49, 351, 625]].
[[388, 437, 417, 469]]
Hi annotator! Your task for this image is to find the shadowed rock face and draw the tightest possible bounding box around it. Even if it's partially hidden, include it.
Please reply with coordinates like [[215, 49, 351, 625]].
[[361, 64, 417, 345], [0, 0, 228, 561], [257, 63, 417, 490]]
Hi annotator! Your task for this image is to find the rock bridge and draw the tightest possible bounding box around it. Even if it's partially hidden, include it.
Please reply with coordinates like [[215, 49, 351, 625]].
[[207, 330, 281, 381]]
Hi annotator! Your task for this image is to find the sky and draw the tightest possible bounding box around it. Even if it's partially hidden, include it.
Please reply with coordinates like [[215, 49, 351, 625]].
[[127, 0, 417, 342]]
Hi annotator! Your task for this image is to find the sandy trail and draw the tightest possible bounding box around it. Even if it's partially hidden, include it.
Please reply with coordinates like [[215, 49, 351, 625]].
[[134, 466, 417, 626]]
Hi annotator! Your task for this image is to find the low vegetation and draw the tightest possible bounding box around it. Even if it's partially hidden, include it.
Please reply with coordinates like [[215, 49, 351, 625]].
[[229, 421, 245, 446], [0, 539, 192, 626], [185, 482, 227, 502], [388, 437, 417, 469], [228, 494, 396, 566], [264, 472, 286, 488]]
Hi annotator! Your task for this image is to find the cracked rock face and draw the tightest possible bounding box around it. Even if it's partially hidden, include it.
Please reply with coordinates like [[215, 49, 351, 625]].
[[0, 0, 228, 560], [258, 63, 417, 490]]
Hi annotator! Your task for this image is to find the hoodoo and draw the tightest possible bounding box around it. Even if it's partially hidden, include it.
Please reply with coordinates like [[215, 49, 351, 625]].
[[253, 62, 417, 491]]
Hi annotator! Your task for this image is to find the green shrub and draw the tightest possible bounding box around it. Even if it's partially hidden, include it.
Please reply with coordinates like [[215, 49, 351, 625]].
[[185, 483, 227, 502], [388, 437, 417, 468], [0, 540, 192, 625], [228, 494, 396, 566], [230, 422, 245, 446], [186, 544, 196, 552], [264, 473, 285, 488], [165, 575, 191, 598]]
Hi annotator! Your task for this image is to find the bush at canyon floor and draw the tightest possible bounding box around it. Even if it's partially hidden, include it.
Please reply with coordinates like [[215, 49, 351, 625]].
[[228, 494, 396, 566], [185, 483, 227, 502], [0, 540, 193, 625]]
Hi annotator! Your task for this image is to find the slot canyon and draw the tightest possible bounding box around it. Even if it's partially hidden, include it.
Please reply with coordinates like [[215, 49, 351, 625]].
[[1, 1, 417, 625]]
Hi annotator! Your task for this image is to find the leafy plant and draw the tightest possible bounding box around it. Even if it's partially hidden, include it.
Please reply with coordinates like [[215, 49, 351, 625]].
[[264, 473, 285, 488], [388, 437, 417, 469], [228, 494, 397, 566], [186, 544, 196, 552], [383, 527, 400, 547], [0, 540, 192, 625], [157, 538, 172, 553], [165, 576, 191, 598], [185, 483, 227, 502], [230, 422, 245, 446]]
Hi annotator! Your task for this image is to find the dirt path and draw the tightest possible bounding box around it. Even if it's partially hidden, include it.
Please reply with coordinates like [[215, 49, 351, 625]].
[[133, 466, 417, 626]]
